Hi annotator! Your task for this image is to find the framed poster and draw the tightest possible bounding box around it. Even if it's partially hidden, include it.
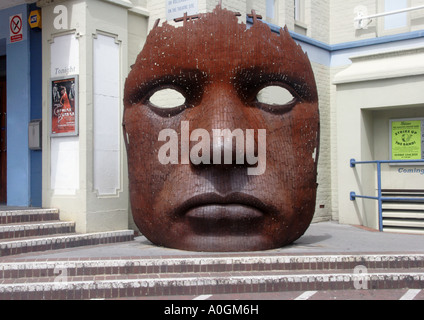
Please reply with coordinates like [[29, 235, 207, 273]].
[[390, 118, 424, 161], [51, 76, 78, 137]]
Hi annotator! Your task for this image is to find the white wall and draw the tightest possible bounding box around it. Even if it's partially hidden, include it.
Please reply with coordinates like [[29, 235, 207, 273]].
[[41, 0, 149, 233], [334, 47, 424, 229]]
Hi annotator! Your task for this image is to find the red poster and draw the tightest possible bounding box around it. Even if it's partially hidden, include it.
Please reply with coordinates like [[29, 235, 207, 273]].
[[51, 77, 78, 136]]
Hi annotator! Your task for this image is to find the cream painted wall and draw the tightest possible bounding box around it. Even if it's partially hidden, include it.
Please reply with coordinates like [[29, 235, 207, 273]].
[[330, 0, 424, 44], [334, 47, 424, 229], [373, 108, 424, 190], [40, 0, 149, 233]]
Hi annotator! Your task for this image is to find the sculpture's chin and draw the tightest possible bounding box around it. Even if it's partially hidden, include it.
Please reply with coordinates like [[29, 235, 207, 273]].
[[153, 235, 280, 253]]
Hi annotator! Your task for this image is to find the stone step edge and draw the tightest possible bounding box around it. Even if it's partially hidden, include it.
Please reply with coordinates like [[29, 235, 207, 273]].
[[0, 221, 75, 233], [0, 209, 59, 217], [1, 254, 423, 279], [0, 230, 134, 247], [0, 221, 76, 240], [0, 272, 423, 300], [2, 268, 424, 284], [0, 209, 60, 224], [0, 230, 134, 257]]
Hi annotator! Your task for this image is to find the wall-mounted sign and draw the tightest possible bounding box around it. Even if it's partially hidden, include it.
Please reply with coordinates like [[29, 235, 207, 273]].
[[9, 14, 23, 43], [166, 0, 198, 21], [51, 76, 78, 137], [28, 10, 42, 29], [391, 119, 423, 161]]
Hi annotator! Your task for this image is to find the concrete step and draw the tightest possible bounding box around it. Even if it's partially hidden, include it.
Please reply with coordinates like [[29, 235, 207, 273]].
[[0, 230, 134, 257], [0, 254, 423, 299], [0, 221, 76, 240]]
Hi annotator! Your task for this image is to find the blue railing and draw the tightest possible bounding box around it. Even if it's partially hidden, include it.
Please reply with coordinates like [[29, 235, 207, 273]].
[[350, 159, 424, 231]]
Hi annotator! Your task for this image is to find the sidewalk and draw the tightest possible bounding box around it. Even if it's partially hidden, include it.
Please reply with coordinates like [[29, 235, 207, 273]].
[[2, 221, 423, 261]]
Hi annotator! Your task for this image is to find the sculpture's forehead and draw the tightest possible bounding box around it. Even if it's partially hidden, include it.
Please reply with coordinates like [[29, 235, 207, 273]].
[[132, 16, 312, 78], [125, 9, 317, 105]]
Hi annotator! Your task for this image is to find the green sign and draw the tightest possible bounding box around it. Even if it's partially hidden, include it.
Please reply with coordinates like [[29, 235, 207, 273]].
[[391, 121, 422, 160]]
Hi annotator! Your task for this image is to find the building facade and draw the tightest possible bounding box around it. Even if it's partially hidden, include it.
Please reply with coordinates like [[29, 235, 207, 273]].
[[0, 0, 423, 235], [0, 2, 42, 207]]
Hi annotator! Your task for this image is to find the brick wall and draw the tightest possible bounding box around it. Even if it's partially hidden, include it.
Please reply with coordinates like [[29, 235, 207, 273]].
[[311, 62, 332, 222], [310, 0, 330, 43], [128, 12, 148, 68]]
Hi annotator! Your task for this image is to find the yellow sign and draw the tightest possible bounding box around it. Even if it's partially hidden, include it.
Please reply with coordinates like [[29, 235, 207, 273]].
[[28, 10, 42, 29], [391, 120, 422, 160]]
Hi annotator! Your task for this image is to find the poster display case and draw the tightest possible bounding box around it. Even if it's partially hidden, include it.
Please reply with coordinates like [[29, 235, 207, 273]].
[[50, 76, 78, 137], [390, 118, 424, 162]]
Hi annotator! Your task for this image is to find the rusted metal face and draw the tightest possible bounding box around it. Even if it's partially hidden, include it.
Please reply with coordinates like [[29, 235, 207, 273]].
[[123, 5, 320, 252]]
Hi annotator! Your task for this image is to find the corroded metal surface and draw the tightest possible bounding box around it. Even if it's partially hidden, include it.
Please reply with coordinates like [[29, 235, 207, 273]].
[[123, 5, 320, 252]]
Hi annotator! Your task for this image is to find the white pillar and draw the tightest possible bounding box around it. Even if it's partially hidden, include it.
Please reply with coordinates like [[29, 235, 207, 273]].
[[40, 0, 148, 233]]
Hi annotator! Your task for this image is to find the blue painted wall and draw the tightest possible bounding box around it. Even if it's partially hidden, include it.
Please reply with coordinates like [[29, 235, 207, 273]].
[[0, 4, 42, 207], [29, 3, 42, 207]]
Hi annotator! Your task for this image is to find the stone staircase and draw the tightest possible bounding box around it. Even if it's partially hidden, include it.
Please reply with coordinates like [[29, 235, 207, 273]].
[[0, 254, 423, 299], [0, 208, 134, 257]]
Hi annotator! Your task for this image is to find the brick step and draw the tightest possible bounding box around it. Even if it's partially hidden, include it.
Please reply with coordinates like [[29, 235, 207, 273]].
[[1, 254, 424, 279], [0, 230, 134, 257], [3, 267, 423, 283], [0, 221, 76, 240], [0, 254, 423, 299], [0, 209, 60, 224], [0, 268, 423, 300]]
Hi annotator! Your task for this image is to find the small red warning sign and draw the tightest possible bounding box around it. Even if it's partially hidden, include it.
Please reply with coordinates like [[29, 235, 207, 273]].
[[9, 14, 23, 43]]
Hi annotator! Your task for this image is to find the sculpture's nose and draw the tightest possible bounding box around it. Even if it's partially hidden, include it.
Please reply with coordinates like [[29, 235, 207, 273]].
[[186, 83, 266, 175]]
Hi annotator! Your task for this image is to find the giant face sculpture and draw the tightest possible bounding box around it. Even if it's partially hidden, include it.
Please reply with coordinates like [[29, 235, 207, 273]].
[[123, 6, 320, 252]]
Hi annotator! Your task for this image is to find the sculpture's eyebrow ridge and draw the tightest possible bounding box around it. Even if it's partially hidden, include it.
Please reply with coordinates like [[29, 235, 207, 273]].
[[124, 68, 207, 106], [234, 66, 316, 102]]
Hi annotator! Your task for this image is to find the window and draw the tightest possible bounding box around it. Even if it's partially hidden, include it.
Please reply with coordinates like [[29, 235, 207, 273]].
[[384, 0, 408, 30], [266, 0, 278, 24], [294, 0, 307, 35], [378, 0, 411, 35], [294, 0, 304, 22]]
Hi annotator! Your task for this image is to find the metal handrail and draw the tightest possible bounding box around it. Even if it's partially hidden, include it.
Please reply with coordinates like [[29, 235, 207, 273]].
[[350, 159, 424, 231]]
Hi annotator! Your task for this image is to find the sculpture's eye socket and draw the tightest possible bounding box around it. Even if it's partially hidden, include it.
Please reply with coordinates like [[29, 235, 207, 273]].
[[148, 88, 187, 109], [256, 85, 296, 111]]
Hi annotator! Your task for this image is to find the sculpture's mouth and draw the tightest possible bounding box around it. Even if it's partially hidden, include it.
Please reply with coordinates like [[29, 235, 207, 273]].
[[185, 205, 263, 235], [175, 193, 276, 235]]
